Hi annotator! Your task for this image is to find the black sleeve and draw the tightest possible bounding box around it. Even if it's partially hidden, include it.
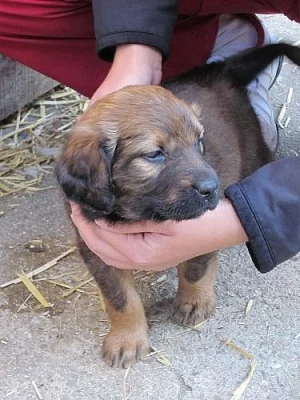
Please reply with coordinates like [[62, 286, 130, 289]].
[[224, 156, 300, 273], [91, 1, 178, 62]]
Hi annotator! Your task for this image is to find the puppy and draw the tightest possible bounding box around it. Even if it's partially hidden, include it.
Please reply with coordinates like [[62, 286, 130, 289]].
[[56, 44, 300, 368]]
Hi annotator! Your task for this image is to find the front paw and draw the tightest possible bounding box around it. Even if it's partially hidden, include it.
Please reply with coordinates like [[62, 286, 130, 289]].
[[172, 292, 215, 326], [102, 330, 149, 368]]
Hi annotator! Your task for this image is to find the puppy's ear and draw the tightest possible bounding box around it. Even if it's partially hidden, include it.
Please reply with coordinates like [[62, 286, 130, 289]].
[[190, 103, 202, 119], [55, 121, 117, 217]]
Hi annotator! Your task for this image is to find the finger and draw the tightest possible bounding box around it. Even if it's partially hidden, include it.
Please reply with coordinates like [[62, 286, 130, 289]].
[[72, 215, 135, 269], [95, 218, 177, 235], [70, 202, 84, 217], [70, 208, 128, 254], [69, 204, 170, 270]]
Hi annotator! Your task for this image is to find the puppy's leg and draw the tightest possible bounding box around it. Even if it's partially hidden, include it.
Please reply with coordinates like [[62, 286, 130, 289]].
[[79, 243, 149, 368], [172, 253, 217, 326]]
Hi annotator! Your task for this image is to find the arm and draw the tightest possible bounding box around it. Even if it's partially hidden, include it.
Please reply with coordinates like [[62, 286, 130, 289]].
[[91, 0, 178, 62], [89, 1, 178, 103], [225, 156, 300, 273], [89, 44, 163, 104]]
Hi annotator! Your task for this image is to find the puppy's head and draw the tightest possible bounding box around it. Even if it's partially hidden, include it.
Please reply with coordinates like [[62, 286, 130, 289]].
[[56, 86, 219, 222]]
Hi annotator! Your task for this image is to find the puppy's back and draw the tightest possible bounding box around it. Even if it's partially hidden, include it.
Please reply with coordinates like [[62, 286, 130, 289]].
[[164, 71, 271, 190], [164, 43, 300, 189]]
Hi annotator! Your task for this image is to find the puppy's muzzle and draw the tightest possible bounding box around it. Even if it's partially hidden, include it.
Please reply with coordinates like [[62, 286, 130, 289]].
[[192, 176, 218, 201]]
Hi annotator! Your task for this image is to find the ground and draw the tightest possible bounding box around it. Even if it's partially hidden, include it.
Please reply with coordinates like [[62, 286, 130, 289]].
[[0, 15, 299, 400]]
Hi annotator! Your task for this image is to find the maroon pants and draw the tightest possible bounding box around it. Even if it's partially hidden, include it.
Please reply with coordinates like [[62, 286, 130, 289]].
[[0, 1, 299, 97]]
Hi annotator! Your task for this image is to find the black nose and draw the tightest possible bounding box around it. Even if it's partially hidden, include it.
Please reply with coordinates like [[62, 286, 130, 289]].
[[193, 177, 218, 200]]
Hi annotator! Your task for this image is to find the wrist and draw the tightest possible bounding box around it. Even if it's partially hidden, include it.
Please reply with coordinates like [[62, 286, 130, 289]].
[[113, 44, 162, 84], [214, 199, 248, 245], [114, 44, 162, 66], [185, 199, 248, 257]]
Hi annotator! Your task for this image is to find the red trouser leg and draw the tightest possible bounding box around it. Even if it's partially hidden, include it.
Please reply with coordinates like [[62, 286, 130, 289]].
[[0, 0, 108, 97], [0, 1, 299, 98]]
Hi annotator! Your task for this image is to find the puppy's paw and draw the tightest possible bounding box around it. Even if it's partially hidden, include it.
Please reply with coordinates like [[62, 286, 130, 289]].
[[102, 330, 149, 368], [172, 293, 215, 326]]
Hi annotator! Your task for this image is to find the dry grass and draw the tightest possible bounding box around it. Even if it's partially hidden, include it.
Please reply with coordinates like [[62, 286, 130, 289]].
[[0, 247, 76, 288], [0, 86, 88, 197], [222, 338, 257, 400], [17, 273, 52, 308]]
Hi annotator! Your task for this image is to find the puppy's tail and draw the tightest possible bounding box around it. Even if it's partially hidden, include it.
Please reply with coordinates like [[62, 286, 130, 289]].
[[224, 43, 300, 86]]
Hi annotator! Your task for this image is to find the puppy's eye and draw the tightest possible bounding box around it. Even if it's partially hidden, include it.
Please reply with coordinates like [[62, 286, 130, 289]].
[[199, 137, 205, 154], [145, 150, 166, 163]]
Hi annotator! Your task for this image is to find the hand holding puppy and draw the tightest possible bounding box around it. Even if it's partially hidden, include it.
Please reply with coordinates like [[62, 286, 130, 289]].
[[70, 201, 247, 271]]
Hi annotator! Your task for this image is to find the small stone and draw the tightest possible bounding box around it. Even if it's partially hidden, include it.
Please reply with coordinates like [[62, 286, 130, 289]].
[[272, 363, 282, 369]]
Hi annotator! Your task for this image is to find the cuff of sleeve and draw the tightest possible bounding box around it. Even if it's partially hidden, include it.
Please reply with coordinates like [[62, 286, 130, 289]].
[[97, 32, 170, 62], [225, 184, 276, 273]]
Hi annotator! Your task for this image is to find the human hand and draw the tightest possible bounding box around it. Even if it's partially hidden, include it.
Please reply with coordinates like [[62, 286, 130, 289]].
[[70, 200, 248, 271], [89, 44, 162, 105]]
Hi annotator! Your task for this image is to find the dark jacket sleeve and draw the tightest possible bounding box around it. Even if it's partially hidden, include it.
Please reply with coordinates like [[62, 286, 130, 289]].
[[91, 1, 178, 62], [224, 156, 300, 273]]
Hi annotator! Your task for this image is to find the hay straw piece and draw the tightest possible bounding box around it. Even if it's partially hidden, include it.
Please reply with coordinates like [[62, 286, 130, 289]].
[[150, 346, 172, 367], [0, 247, 76, 288], [284, 117, 291, 128], [286, 88, 293, 105], [26, 185, 56, 192], [98, 288, 106, 312], [50, 89, 78, 99], [170, 319, 207, 337], [40, 104, 46, 118], [244, 299, 254, 319], [0, 181, 12, 193], [147, 348, 165, 357], [20, 109, 32, 124], [32, 381, 43, 400], [0, 113, 55, 143], [17, 293, 33, 313], [277, 103, 287, 125], [62, 277, 94, 297], [56, 121, 74, 132], [122, 366, 132, 400], [15, 110, 21, 133], [222, 338, 257, 400], [0, 177, 43, 198], [18, 274, 51, 308], [37, 100, 85, 106], [46, 279, 97, 296], [155, 353, 172, 367]]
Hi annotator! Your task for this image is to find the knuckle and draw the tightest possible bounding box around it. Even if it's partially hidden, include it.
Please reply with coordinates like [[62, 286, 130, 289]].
[[131, 251, 147, 266]]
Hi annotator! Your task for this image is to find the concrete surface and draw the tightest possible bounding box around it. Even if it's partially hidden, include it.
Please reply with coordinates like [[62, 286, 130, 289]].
[[0, 15, 299, 400]]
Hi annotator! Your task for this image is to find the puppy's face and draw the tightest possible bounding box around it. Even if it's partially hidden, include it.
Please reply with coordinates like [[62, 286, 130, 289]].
[[56, 86, 219, 222]]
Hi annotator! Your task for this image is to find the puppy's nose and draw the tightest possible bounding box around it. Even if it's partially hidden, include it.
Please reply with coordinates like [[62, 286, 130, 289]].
[[193, 178, 218, 200]]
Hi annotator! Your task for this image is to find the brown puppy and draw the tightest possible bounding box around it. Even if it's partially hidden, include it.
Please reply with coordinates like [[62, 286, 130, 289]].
[[56, 44, 300, 368]]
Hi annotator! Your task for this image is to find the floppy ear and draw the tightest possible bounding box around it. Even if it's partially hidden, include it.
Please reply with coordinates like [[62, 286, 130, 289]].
[[190, 103, 202, 118], [55, 121, 117, 218]]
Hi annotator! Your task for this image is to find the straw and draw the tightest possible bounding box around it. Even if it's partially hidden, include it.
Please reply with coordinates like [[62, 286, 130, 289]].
[[0, 247, 76, 288], [222, 338, 257, 400], [18, 274, 51, 308], [0, 86, 88, 197]]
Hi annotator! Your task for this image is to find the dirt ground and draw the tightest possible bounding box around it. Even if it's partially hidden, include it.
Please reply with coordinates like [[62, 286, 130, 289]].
[[0, 15, 299, 400]]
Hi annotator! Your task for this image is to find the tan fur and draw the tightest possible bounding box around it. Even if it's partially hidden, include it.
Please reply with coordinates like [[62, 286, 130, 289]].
[[173, 256, 217, 326], [102, 271, 149, 368], [57, 77, 272, 368]]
